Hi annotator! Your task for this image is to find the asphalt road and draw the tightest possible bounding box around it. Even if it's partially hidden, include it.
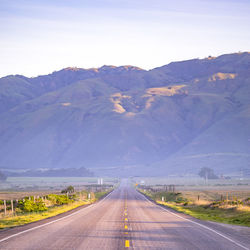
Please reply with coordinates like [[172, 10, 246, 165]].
[[0, 180, 250, 250]]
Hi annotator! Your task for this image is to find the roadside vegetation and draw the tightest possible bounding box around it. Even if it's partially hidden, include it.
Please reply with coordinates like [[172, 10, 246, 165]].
[[138, 186, 250, 227], [0, 186, 113, 229]]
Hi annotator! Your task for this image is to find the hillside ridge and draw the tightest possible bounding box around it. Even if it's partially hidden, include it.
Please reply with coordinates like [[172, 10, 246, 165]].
[[0, 52, 249, 176]]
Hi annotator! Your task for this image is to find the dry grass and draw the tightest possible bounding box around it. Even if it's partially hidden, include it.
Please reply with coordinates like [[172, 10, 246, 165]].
[[157, 201, 250, 227], [138, 186, 250, 227], [181, 190, 250, 205], [0, 190, 61, 200]]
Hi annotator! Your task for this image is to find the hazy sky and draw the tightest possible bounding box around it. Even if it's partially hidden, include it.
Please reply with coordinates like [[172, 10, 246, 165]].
[[0, 0, 249, 77]]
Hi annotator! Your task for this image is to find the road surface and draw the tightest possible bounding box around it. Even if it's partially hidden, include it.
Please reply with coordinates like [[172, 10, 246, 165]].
[[0, 180, 249, 249]]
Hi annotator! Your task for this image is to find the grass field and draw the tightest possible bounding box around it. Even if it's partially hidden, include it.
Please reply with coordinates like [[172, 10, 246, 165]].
[[0, 177, 119, 200], [0, 189, 112, 229], [159, 201, 250, 227], [132, 176, 250, 187], [135, 177, 250, 227]]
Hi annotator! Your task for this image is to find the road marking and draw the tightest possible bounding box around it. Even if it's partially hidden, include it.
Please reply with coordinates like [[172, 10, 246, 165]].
[[138, 191, 249, 250], [0, 190, 115, 244], [125, 240, 130, 247], [124, 192, 130, 248]]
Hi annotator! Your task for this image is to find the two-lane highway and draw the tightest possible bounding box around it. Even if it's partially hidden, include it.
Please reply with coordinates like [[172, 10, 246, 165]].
[[0, 180, 250, 249]]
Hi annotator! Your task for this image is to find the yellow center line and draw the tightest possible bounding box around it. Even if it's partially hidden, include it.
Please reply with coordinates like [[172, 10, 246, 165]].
[[125, 240, 130, 248], [124, 194, 130, 248]]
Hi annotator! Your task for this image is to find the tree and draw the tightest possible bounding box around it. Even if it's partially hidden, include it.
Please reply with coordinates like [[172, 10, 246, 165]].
[[0, 171, 7, 182], [198, 167, 218, 180], [61, 185, 75, 194]]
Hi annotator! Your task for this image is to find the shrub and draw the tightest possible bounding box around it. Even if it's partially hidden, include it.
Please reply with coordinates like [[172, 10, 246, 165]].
[[243, 197, 250, 205], [47, 194, 72, 205], [17, 199, 47, 212], [154, 191, 187, 203]]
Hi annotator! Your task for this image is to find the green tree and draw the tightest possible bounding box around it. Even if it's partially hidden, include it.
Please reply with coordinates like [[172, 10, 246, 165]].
[[61, 185, 75, 194], [199, 167, 218, 180]]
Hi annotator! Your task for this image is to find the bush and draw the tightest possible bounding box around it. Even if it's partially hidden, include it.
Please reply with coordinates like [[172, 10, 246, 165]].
[[243, 197, 250, 205], [47, 194, 72, 205], [17, 199, 47, 212], [153, 191, 188, 203]]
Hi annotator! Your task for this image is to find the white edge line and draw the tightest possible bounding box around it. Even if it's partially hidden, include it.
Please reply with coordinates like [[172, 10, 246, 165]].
[[0, 190, 114, 244], [137, 190, 249, 250]]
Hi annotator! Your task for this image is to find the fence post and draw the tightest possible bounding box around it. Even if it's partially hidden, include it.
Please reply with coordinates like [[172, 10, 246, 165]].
[[4, 200, 6, 216], [11, 200, 14, 215]]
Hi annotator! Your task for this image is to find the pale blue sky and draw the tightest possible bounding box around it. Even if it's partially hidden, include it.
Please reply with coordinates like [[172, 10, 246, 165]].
[[0, 0, 249, 77]]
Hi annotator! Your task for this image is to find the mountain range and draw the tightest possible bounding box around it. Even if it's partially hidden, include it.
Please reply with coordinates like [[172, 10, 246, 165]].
[[0, 52, 249, 176]]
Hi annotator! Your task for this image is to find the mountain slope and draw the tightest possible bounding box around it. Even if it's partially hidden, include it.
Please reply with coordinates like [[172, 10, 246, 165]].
[[0, 52, 249, 175]]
